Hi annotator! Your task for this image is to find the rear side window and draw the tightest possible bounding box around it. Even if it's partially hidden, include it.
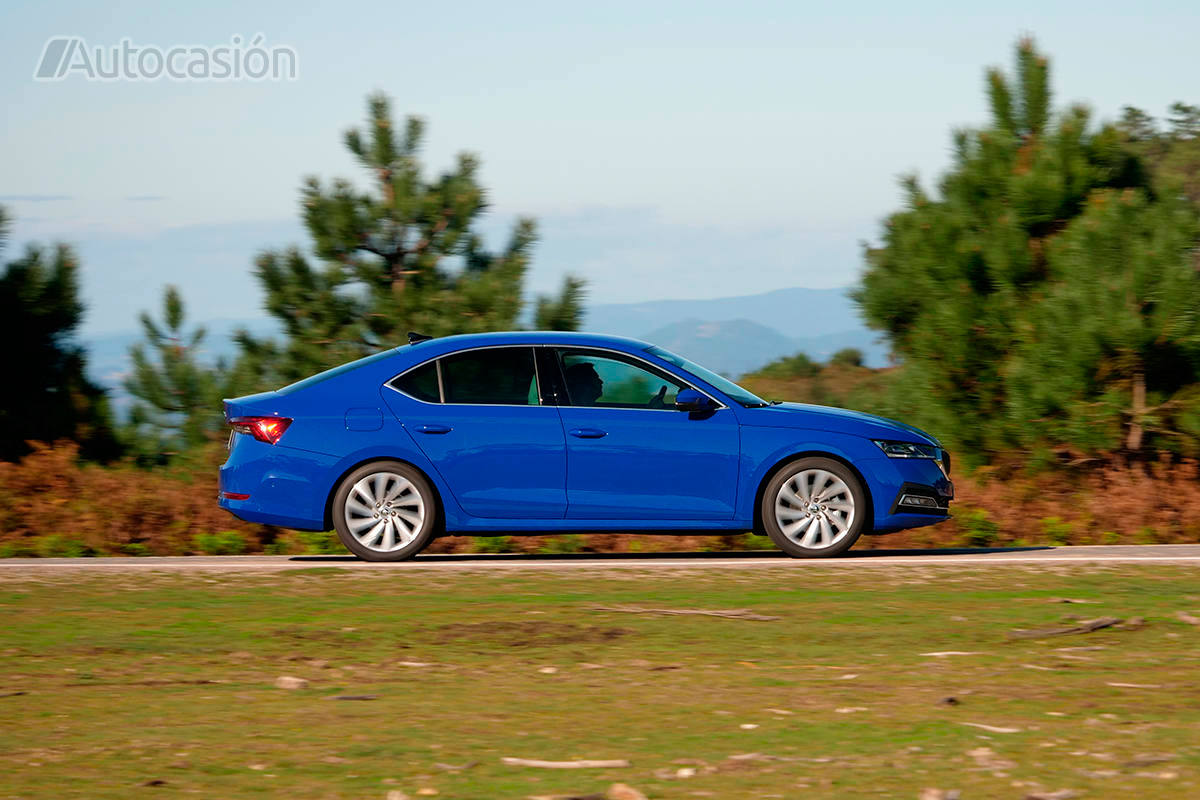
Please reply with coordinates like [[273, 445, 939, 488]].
[[440, 347, 539, 405], [390, 361, 440, 403]]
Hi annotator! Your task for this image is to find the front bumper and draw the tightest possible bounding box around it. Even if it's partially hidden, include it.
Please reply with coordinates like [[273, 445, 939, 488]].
[[859, 455, 954, 533], [889, 480, 953, 516]]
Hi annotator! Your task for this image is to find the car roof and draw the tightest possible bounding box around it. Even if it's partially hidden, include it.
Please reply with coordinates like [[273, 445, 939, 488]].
[[407, 330, 653, 353]]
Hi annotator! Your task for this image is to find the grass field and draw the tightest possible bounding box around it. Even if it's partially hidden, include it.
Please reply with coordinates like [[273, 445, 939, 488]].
[[2, 563, 1199, 799]]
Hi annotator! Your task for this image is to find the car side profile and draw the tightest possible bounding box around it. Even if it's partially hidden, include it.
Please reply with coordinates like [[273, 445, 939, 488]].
[[219, 332, 953, 561]]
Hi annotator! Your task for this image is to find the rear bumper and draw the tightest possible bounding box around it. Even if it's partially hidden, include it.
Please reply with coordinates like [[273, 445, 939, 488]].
[[218, 435, 336, 531]]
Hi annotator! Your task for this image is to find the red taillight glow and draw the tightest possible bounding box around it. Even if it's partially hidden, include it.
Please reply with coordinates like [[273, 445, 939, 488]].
[[219, 491, 251, 501], [228, 416, 292, 445]]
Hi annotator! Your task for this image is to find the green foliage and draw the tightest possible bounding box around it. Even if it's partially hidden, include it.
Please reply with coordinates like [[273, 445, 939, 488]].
[[1006, 191, 1200, 453], [533, 276, 586, 331], [0, 534, 98, 558], [295, 530, 346, 555], [1038, 516, 1074, 546], [0, 206, 119, 462], [855, 39, 1200, 458], [471, 535, 515, 554], [536, 534, 584, 554], [37, 535, 95, 558], [119, 542, 151, 557], [0, 539, 38, 558], [829, 348, 864, 368], [1136, 525, 1162, 544], [757, 351, 820, 379], [237, 93, 584, 386], [960, 508, 999, 548], [1118, 101, 1200, 232], [736, 532, 776, 551], [192, 530, 248, 555], [124, 286, 227, 460]]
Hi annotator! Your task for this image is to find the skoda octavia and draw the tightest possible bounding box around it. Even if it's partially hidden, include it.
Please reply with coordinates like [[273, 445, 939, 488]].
[[219, 332, 952, 561]]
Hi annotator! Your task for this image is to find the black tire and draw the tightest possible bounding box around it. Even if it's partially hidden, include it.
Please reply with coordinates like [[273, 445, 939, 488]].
[[759, 457, 869, 558], [331, 460, 438, 562]]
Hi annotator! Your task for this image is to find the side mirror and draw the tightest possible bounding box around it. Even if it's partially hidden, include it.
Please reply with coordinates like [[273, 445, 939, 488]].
[[675, 388, 715, 412]]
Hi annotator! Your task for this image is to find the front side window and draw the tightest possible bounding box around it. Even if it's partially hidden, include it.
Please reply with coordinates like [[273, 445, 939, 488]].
[[556, 349, 687, 409], [440, 347, 539, 405]]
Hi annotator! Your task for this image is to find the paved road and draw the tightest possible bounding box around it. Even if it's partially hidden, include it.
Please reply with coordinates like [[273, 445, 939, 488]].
[[1, 545, 1199, 572]]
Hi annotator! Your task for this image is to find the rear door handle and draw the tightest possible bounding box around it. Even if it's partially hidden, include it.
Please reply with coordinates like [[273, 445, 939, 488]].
[[569, 427, 607, 439], [416, 424, 453, 434]]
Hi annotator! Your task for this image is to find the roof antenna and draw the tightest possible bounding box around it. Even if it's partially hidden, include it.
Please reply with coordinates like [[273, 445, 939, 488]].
[[407, 331, 433, 345]]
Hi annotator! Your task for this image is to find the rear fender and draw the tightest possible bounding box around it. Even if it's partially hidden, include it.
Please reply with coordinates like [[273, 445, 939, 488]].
[[321, 435, 467, 530]]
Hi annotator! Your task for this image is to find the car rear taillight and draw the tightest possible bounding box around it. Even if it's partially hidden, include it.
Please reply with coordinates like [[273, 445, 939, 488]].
[[228, 416, 292, 445]]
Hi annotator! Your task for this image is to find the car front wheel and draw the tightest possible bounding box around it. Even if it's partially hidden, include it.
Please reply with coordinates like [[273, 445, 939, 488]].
[[760, 457, 868, 558], [332, 461, 437, 562]]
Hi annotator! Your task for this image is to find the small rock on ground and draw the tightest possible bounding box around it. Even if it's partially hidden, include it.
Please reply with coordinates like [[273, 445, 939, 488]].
[[607, 784, 649, 800], [274, 676, 308, 690]]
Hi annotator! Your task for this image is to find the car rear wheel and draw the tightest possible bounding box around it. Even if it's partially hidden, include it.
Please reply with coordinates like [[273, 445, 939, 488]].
[[760, 457, 868, 558], [332, 461, 437, 562]]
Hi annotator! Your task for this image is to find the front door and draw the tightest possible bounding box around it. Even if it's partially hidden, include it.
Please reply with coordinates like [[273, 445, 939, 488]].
[[549, 347, 740, 520]]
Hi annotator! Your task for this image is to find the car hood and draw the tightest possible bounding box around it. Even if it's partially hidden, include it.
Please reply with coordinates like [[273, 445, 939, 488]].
[[741, 402, 940, 446]]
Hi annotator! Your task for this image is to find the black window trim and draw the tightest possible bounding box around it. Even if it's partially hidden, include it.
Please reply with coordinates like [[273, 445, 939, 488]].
[[385, 343, 727, 411]]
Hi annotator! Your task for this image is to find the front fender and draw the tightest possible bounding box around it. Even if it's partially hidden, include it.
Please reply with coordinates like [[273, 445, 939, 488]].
[[736, 428, 888, 527]]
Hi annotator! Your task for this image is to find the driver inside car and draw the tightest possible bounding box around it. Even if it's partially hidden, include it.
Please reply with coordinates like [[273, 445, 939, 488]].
[[563, 362, 604, 405]]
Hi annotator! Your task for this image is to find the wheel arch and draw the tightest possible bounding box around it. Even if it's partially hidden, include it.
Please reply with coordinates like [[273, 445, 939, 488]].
[[323, 456, 447, 534], [752, 451, 875, 534]]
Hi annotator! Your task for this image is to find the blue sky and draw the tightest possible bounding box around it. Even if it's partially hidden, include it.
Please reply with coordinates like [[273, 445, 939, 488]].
[[1, 0, 1197, 334]]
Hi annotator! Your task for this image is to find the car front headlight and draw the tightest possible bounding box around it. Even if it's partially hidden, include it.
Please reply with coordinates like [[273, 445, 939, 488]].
[[873, 439, 951, 476], [873, 440, 941, 459]]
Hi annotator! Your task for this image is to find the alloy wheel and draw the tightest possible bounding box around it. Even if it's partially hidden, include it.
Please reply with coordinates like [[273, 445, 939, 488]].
[[773, 468, 856, 550], [343, 471, 426, 553]]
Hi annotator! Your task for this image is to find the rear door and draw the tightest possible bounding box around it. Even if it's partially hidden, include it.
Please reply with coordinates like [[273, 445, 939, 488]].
[[549, 347, 740, 520], [384, 346, 567, 519]]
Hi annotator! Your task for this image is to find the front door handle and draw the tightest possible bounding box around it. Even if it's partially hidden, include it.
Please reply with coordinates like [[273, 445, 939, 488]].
[[416, 424, 453, 434], [569, 427, 607, 439]]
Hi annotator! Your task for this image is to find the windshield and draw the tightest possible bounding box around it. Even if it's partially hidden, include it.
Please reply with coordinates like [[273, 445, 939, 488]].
[[645, 345, 768, 408]]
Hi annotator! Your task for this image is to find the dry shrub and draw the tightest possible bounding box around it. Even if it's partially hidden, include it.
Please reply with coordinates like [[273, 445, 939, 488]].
[[862, 456, 1200, 549], [3, 442, 1197, 556], [0, 441, 271, 555]]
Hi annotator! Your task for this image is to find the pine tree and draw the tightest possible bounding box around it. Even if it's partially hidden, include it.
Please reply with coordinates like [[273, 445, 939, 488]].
[[0, 207, 119, 461], [240, 93, 583, 386], [855, 38, 1199, 459], [533, 276, 586, 330], [124, 286, 225, 458], [1119, 101, 1200, 211]]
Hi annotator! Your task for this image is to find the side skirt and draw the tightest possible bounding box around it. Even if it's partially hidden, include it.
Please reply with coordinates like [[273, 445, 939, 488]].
[[443, 519, 755, 535]]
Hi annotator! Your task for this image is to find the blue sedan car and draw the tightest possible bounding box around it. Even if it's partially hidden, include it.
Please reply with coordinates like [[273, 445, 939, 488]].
[[219, 331, 952, 561]]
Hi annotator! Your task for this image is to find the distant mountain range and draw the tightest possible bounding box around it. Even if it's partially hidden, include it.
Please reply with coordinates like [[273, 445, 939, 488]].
[[585, 287, 888, 376], [83, 286, 888, 416]]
